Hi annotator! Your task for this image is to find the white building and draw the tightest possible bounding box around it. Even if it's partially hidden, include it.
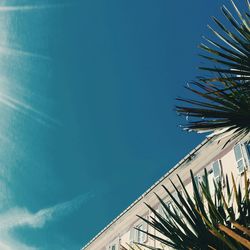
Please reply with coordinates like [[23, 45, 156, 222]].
[[81, 135, 250, 250]]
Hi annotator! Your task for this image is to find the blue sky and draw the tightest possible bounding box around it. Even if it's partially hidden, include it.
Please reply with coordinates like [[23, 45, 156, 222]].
[[0, 0, 244, 249]]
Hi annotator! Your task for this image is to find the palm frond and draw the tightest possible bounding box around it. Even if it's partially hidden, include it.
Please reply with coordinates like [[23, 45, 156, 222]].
[[199, 1, 250, 82], [177, 0, 250, 142], [137, 170, 250, 250]]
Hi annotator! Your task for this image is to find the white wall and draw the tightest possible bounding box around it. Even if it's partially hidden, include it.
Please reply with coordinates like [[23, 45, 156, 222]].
[[83, 136, 250, 250]]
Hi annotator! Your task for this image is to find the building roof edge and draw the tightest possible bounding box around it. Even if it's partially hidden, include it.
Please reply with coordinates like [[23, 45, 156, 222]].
[[81, 137, 210, 250]]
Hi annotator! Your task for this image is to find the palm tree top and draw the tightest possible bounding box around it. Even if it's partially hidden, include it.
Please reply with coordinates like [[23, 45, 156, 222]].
[[176, 0, 250, 145]]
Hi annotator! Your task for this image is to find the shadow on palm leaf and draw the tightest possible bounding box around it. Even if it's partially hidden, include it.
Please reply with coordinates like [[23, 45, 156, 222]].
[[129, 170, 250, 250], [176, 0, 250, 145]]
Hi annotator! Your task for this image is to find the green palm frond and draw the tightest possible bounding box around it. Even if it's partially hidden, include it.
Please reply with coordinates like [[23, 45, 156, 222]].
[[199, 0, 250, 82], [176, 79, 250, 144], [176, 0, 250, 143], [135, 170, 250, 250]]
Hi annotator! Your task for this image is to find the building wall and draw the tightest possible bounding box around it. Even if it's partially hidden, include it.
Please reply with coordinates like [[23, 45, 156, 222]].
[[82, 136, 250, 250]]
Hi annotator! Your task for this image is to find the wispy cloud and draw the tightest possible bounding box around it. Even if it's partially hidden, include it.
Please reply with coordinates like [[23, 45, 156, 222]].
[[0, 193, 93, 250], [0, 3, 73, 12], [0, 235, 37, 250], [0, 46, 51, 61], [0, 92, 61, 127]]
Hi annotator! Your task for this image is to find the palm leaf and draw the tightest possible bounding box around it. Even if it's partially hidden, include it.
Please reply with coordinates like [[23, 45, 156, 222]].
[[176, 0, 250, 142], [138, 169, 250, 250], [218, 224, 250, 249]]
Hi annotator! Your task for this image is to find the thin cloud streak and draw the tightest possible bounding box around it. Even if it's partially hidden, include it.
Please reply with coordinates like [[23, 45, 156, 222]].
[[0, 46, 51, 61], [0, 193, 93, 231], [0, 3, 73, 12], [0, 193, 94, 250], [0, 92, 61, 126]]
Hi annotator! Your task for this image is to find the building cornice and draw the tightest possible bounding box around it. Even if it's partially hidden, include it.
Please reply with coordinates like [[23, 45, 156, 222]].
[[81, 137, 212, 250]]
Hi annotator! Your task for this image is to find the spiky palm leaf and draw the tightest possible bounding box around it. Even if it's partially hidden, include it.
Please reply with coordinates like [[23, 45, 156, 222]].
[[199, 0, 250, 82], [134, 170, 250, 250], [176, 0, 250, 143], [176, 79, 250, 145]]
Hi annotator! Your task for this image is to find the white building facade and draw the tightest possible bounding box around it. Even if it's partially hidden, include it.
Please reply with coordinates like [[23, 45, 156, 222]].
[[82, 136, 250, 250]]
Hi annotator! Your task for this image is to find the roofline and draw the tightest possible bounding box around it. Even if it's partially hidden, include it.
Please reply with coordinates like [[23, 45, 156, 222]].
[[81, 137, 211, 250]]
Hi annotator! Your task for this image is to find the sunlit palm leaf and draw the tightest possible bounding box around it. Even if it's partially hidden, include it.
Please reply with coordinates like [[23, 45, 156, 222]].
[[177, 0, 250, 143], [135, 170, 250, 250], [199, 1, 250, 82], [218, 224, 250, 249]]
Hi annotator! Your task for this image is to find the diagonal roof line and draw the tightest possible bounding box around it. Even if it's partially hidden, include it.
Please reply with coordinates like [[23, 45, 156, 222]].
[[81, 137, 211, 250]]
